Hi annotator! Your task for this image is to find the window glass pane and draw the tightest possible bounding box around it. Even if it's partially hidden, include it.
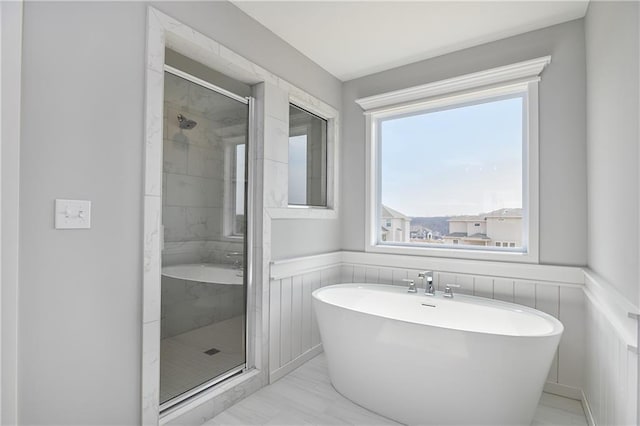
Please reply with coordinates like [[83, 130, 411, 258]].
[[288, 135, 307, 205], [379, 95, 524, 250], [289, 105, 327, 206]]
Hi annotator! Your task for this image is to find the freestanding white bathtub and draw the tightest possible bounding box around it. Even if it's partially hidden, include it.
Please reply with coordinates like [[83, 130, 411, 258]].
[[312, 283, 564, 426]]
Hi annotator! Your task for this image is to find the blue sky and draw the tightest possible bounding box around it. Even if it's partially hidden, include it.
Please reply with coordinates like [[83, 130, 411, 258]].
[[381, 96, 523, 217]]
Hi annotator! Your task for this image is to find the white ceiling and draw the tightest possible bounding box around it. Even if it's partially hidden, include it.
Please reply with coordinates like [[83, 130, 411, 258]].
[[233, 1, 589, 81]]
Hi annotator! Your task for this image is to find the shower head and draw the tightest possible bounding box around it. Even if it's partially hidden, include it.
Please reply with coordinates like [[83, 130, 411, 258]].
[[177, 114, 197, 130]]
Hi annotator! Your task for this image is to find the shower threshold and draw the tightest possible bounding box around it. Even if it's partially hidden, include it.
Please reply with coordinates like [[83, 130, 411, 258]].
[[159, 316, 246, 412]]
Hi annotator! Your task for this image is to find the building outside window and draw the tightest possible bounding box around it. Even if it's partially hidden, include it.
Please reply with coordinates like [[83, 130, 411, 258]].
[[358, 57, 549, 261]]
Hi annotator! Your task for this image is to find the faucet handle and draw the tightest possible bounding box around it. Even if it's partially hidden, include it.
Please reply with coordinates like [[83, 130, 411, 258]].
[[444, 284, 461, 298], [403, 278, 417, 293]]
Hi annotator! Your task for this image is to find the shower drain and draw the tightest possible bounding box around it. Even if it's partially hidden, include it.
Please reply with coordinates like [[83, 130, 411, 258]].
[[204, 347, 220, 356]]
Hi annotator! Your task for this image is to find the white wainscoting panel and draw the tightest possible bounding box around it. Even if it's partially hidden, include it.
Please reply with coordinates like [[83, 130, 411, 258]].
[[269, 251, 640, 425], [339, 265, 571, 390], [268, 265, 341, 383], [583, 271, 639, 426], [271, 252, 585, 397]]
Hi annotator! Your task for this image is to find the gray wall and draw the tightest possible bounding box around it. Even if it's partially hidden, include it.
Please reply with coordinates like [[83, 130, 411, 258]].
[[271, 219, 341, 259], [585, 1, 639, 306], [2, 1, 23, 424], [341, 19, 587, 267], [18, 1, 341, 424]]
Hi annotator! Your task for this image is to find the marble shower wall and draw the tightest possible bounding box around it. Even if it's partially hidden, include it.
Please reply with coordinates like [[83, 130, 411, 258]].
[[161, 276, 245, 339], [162, 72, 247, 264]]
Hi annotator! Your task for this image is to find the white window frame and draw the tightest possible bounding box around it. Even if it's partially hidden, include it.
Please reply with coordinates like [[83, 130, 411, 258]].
[[358, 57, 550, 263], [268, 92, 339, 220], [288, 104, 328, 208]]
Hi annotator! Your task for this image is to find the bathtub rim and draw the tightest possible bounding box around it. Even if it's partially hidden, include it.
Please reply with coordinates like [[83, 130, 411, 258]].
[[312, 283, 564, 338], [161, 263, 244, 285]]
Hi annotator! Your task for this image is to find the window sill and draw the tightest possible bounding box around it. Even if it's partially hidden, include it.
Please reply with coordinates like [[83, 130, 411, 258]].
[[220, 235, 245, 243], [267, 206, 337, 220], [366, 243, 539, 264]]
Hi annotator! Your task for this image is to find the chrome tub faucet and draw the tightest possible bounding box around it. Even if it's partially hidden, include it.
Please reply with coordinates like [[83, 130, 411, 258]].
[[418, 271, 435, 296], [225, 251, 243, 269]]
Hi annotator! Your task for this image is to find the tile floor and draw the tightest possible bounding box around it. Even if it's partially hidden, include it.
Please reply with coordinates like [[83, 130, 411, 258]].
[[205, 353, 588, 425], [161, 316, 245, 404]]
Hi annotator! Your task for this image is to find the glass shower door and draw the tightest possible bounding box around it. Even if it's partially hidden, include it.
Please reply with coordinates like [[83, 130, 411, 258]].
[[159, 67, 249, 408]]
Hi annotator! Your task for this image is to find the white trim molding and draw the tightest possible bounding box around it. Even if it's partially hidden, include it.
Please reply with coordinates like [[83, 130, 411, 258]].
[[267, 88, 341, 220], [355, 56, 551, 111], [583, 269, 639, 352], [271, 251, 583, 285], [271, 252, 342, 281], [358, 57, 549, 264]]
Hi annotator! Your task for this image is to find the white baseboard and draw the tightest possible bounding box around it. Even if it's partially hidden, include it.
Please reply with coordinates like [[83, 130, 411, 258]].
[[543, 381, 582, 400], [541, 383, 595, 425], [580, 389, 596, 426], [269, 344, 323, 383]]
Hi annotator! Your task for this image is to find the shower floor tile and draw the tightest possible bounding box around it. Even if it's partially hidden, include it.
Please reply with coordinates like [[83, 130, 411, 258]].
[[160, 315, 245, 404], [205, 353, 588, 426]]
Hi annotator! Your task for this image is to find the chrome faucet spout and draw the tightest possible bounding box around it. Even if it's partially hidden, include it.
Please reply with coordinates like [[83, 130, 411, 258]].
[[418, 271, 435, 296]]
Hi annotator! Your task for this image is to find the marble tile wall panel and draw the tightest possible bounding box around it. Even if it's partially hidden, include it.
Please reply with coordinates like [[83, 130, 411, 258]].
[[187, 144, 224, 179], [163, 207, 223, 243], [162, 73, 248, 252], [165, 174, 223, 209], [162, 241, 244, 267], [161, 276, 244, 339], [163, 138, 189, 175], [165, 72, 190, 109]]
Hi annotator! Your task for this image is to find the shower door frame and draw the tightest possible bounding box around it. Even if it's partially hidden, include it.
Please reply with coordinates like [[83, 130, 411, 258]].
[[158, 64, 255, 412], [143, 7, 269, 425]]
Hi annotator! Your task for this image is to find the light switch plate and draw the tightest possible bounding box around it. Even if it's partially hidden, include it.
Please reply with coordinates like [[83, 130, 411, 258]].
[[55, 199, 91, 229]]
